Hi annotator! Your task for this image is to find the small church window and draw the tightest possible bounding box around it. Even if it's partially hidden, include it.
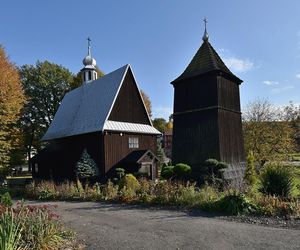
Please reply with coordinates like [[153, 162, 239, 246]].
[[129, 137, 139, 148], [88, 71, 92, 80], [83, 73, 86, 82]]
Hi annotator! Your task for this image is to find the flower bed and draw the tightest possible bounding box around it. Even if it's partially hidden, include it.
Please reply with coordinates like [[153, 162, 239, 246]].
[[0, 200, 79, 250]]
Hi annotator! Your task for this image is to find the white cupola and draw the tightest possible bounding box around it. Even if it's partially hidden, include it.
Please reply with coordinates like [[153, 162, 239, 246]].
[[81, 37, 98, 84]]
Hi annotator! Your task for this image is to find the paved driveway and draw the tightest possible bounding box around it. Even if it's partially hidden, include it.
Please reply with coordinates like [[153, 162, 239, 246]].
[[37, 201, 300, 250]]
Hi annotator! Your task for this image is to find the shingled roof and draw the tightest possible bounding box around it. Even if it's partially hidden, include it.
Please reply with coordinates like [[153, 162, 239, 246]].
[[172, 40, 242, 84], [42, 64, 160, 141]]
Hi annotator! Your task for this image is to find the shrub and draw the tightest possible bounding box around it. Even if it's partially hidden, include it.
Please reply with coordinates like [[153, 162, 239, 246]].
[[244, 151, 257, 186], [260, 165, 294, 197], [175, 182, 198, 206], [203, 159, 228, 189], [0, 192, 13, 206], [217, 193, 258, 215], [120, 174, 140, 191], [255, 196, 300, 217], [103, 180, 119, 200], [36, 181, 57, 200], [173, 163, 191, 178], [0, 203, 75, 250], [16, 203, 73, 249], [76, 179, 84, 197], [75, 149, 100, 179], [161, 165, 174, 179]]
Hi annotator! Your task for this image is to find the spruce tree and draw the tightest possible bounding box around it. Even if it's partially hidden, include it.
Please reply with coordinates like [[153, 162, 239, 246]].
[[75, 149, 99, 179]]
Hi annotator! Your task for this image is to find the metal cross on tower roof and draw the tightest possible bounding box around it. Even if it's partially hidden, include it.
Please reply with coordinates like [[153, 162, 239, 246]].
[[202, 17, 209, 42]]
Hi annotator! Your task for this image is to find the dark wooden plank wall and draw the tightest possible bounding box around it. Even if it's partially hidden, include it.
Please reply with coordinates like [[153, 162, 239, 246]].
[[34, 132, 103, 180], [217, 76, 241, 111], [109, 68, 150, 124], [104, 132, 157, 174], [218, 110, 245, 163], [172, 73, 245, 170], [172, 109, 220, 169], [173, 74, 218, 113]]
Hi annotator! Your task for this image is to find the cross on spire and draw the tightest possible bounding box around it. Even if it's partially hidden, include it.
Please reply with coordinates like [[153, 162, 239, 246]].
[[87, 37, 91, 55], [202, 17, 209, 42], [204, 18, 207, 29]]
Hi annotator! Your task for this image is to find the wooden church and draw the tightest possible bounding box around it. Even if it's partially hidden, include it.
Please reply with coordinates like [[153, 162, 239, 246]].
[[171, 20, 245, 180], [32, 40, 161, 180]]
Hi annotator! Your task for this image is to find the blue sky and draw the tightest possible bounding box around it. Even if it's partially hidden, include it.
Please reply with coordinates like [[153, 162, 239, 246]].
[[1, 1, 300, 119]]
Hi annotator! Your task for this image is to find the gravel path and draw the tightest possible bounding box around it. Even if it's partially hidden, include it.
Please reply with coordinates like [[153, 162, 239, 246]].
[[32, 201, 300, 250]]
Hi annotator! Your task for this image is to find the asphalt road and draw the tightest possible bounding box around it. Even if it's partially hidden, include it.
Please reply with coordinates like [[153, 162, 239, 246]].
[[38, 201, 300, 250]]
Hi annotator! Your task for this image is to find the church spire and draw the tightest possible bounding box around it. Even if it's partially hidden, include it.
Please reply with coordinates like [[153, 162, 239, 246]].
[[81, 37, 98, 84], [202, 18, 209, 42]]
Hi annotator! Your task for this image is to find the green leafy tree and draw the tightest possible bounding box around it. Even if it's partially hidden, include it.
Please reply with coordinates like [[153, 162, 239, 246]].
[[244, 151, 257, 186], [152, 118, 167, 133], [0, 46, 25, 174], [243, 98, 296, 167], [75, 149, 99, 179], [19, 61, 74, 166], [140, 90, 152, 118], [282, 102, 300, 152]]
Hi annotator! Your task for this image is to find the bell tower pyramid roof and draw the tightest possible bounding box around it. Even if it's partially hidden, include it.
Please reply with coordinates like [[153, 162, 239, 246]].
[[172, 19, 242, 84]]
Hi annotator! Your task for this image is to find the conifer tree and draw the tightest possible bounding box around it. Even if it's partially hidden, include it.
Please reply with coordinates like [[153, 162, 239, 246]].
[[75, 149, 99, 179], [244, 151, 257, 186]]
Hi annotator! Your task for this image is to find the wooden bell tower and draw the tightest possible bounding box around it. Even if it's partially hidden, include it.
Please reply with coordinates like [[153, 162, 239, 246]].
[[171, 19, 245, 179]]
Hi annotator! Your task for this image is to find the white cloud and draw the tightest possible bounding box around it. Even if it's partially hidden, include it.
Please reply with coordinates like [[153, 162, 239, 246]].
[[152, 106, 173, 120], [218, 48, 255, 73], [262, 80, 279, 86], [223, 57, 254, 73], [295, 74, 300, 79], [271, 85, 294, 94]]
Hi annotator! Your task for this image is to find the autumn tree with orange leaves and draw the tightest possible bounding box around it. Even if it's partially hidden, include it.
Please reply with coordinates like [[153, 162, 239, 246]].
[[0, 46, 25, 174], [140, 90, 152, 118]]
